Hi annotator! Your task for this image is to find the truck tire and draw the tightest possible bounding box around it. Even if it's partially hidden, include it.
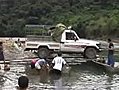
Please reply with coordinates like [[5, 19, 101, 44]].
[[38, 47, 49, 59], [84, 47, 97, 59]]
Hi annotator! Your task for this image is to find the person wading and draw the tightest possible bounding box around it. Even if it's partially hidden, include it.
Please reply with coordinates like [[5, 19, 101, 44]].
[[50, 52, 68, 80], [34, 58, 49, 71], [18, 76, 29, 90]]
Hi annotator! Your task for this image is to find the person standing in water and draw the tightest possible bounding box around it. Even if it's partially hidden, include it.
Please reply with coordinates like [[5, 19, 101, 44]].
[[50, 52, 68, 76], [0, 41, 10, 70], [0, 42, 4, 61], [107, 38, 115, 67]]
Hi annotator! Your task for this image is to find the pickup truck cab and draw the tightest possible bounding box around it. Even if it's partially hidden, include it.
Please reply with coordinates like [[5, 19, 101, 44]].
[[25, 29, 101, 59]]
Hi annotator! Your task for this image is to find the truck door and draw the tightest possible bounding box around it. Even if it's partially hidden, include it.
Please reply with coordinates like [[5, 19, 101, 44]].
[[60, 32, 82, 52]]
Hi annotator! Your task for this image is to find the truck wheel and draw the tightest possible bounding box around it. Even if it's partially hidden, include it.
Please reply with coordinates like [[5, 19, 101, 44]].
[[84, 47, 97, 59], [38, 48, 49, 59]]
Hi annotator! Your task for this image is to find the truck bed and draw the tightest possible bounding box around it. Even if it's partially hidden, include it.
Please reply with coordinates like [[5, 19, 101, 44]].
[[26, 35, 53, 41]]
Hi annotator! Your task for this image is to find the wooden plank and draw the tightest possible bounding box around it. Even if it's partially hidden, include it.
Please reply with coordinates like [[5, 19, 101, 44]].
[[0, 61, 10, 64], [91, 60, 119, 73]]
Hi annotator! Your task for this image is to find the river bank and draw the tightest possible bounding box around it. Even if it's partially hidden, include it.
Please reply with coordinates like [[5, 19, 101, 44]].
[[1, 39, 36, 61]]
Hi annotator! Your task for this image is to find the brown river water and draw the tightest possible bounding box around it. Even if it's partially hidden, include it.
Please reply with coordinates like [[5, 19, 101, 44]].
[[0, 40, 119, 90], [0, 59, 119, 90]]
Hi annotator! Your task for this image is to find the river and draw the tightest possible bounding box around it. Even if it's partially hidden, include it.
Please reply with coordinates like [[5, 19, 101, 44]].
[[0, 40, 119, 90], [0, 58, 119, 90]]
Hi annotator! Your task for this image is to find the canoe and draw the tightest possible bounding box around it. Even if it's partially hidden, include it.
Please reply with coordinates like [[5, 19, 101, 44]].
[[91, 60, 119, 73]]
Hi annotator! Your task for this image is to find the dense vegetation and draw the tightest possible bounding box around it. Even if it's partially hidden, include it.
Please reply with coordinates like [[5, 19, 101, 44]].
[[0, 0, 119, 39]]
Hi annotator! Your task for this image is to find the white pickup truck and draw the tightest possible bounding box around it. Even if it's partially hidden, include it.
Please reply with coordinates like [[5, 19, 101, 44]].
[[24, 29, 102, 59]]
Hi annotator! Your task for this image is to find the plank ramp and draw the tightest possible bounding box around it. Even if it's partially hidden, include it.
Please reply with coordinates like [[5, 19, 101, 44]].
[[91, 60, 119, 73], [0, 61, 10, 64]]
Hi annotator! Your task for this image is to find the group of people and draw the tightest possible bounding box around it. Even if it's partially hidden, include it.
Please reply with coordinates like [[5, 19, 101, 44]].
[[21, 38, 115, 89], [31, 51, 69, 76], [19, 51, 68, 90], [0, 38, 115, 90]]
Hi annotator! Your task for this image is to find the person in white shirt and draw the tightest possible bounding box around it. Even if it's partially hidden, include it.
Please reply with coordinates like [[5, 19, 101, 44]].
[[51, 52, 68, 76]]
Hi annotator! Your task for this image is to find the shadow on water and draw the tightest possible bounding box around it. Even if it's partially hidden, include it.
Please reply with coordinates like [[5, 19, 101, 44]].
[[71, 62, 106, 75]]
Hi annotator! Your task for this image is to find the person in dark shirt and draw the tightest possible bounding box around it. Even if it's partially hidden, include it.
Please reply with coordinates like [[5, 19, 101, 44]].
[[0, 42, 4, 61], [107, 38, 115, 67], [18, 76, 29, 90]]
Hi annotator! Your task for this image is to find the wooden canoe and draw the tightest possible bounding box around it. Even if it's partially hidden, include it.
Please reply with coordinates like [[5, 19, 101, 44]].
[[91, 60, 119, 73]]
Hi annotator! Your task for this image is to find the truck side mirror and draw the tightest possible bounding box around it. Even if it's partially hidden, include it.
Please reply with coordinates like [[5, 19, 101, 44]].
[[74, 36, 77, 42]]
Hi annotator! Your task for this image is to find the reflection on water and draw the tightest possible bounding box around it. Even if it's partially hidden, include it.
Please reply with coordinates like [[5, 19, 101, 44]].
[[53, 77, 63, 90], [1, 60, 119, 90]]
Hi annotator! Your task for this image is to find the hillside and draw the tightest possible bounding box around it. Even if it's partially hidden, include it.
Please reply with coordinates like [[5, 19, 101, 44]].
[[0, 0, 119, 39]]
